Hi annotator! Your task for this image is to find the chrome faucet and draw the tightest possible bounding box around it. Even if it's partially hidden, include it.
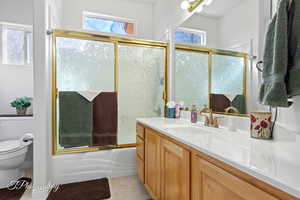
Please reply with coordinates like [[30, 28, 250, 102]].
[[198, 105, 222, 128]]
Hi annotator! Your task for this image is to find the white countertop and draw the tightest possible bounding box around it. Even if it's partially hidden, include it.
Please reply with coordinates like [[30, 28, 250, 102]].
[[137, 117, 300, 199]]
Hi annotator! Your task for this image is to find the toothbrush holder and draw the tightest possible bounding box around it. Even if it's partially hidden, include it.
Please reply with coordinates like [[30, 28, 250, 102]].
[[250, 112, 272, 139], [166, 108, 176, 118]]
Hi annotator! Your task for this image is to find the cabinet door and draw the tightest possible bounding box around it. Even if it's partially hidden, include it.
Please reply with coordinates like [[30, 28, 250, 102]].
[[192, 155, 279, 200], [145, 128, 161, 199], [137, 156, 145, 183], [136, 136, 144, 160], [160, 138, 190, 200], [136, 123, 145, 139]]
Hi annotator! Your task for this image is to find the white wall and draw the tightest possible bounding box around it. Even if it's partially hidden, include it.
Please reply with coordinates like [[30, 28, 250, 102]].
[[49, 0, 63, 29], [0, 0, 33, 25], [0, 0, 34, 115], [218, 0, 259, 52], [178, 0, 261, 112], [153, 0, 194, 40], [59, 0, 154, 39], [0, 0, 34, 174], [218, 0, 260, 113], [277, 97, 300, 133], [181, 14, 220, 48], [32, 0, 53, 198]]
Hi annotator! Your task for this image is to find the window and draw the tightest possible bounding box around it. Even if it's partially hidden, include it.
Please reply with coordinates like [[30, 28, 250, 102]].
[[175, 28, 206, 46], [83, 12, 136, 35], [1, 22, 33, 65]]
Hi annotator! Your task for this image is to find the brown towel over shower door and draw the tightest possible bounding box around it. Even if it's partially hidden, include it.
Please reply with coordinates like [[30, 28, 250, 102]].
[[92, 92, 118, 146], [210, 94, 231, 113]]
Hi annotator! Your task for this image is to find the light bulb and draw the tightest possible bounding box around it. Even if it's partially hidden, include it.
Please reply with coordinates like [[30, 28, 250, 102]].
[[181, 1, 190, 10], [203, 0, 213, 6], [196, 5, 204, 13]]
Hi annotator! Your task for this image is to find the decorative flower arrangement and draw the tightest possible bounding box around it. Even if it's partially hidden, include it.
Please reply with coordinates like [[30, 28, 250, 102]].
[[10, 97, 33, 115], [250, 112, 272, 139]]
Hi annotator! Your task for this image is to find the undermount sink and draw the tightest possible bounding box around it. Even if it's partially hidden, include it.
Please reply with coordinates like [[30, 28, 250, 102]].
[[163, 122, 244, 137], [164, 125, 214, 136]]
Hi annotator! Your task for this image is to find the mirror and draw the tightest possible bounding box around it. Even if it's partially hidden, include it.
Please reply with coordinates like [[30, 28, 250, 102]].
[[175, 0, 259, 116], [175, 50, 209, 108]]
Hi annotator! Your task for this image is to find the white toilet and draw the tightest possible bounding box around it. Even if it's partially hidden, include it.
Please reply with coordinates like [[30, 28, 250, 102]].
[[0, 134, 33, 189]]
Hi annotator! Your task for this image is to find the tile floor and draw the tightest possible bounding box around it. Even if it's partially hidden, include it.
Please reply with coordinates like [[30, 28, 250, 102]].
[[20, 175, 151, 200]]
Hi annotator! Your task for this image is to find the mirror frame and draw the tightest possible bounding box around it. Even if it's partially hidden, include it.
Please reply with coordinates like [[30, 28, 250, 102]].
[[175, 43, 248, 117]]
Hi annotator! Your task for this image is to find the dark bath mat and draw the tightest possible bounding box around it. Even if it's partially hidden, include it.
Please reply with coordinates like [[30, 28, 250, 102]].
[[47, 178, 111, 200], [0, 177, 32, 200]]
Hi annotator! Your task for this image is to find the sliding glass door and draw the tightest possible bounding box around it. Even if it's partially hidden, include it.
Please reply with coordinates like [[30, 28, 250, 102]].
[[118, 45, 166, 145], [52, 30, 167, 154], [55, 36, 116, 151]]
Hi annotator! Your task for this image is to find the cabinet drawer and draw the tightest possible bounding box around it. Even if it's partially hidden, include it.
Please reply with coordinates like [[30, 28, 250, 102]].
[[137, 155, 145, 184], [136, 123, 145, 139], [136, 136, 144, 160]]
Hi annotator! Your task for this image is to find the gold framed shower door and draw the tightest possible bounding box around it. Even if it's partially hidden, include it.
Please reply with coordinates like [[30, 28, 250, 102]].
[[51, 29, 169, 155], [175, 43, 249, 117]]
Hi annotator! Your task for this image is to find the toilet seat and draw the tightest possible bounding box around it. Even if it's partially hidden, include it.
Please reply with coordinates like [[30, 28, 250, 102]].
[[0, 140, 22, 155]]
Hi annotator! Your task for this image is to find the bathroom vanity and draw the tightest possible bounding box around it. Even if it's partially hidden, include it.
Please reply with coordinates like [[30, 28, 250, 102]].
[[136, 118, 300, 200]]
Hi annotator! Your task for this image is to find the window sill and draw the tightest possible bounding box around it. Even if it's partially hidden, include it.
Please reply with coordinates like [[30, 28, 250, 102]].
[[0, 114, 34, 121], [1, 64, 33, 68]]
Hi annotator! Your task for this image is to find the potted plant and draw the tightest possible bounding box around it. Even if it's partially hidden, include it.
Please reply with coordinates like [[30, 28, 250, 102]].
[[10, 97, 33, 115]]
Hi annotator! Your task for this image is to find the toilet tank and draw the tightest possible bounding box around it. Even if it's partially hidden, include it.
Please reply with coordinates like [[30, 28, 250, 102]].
[[0, 117, 34, 168]]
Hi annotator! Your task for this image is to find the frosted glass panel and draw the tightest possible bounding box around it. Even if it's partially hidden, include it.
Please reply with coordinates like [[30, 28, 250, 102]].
[[56, 37, 115, 150], [118, 45, 165, 145], [56, 37, 115, 92], [175, 50, 209, 108], [211, 55, 244, 95]]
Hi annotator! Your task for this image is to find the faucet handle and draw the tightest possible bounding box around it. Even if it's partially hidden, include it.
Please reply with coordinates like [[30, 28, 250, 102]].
[[203, 115, 210, 126], [212, 116, 224, 128]]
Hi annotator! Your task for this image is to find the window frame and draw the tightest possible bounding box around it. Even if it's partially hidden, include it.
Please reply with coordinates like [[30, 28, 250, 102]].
[[175, 27, 207, 46], [0, 22, 33, 67], [82, 11, 138, 36]]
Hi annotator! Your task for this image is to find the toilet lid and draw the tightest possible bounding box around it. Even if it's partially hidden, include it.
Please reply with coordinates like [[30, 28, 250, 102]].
[[0, 140, 21, 153]]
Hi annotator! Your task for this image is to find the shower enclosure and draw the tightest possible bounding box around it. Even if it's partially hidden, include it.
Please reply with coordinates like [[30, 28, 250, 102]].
[[174, 44, 247, 115], [52, 30, 167, 154]]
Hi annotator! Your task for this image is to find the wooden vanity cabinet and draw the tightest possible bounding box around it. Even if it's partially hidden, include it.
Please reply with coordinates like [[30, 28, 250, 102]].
[[160, 138, 190, 200], [136, 123, 145, 183], [192, 155, 278, 200], [136, 123, 299, 200], [144, 128, 161, 199]]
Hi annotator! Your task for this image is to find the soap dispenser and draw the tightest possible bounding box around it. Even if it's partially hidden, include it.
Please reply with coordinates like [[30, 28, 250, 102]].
[[191, 105, 197, 123]]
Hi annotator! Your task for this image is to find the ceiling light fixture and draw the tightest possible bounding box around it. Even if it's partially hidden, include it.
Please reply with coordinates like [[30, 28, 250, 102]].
[[196, 5, 204, 13], [181, 0, 190, 10], [203, 0, 213, 6], [181, 0, 214, 12]]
